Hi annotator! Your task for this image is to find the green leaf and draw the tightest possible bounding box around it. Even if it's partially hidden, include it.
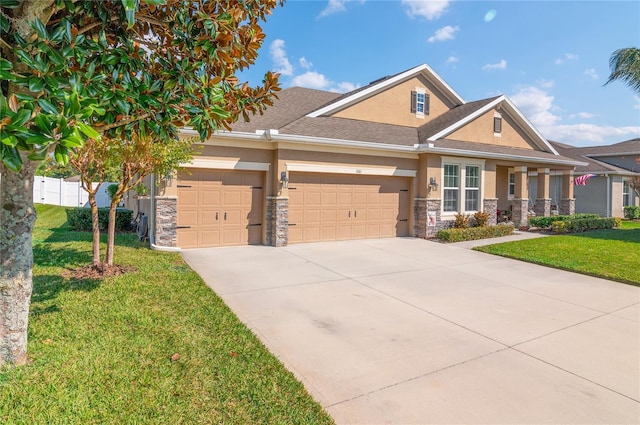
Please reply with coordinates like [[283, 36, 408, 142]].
[[14, 49, 34, 67], [26, 134, 49, 145], [121, 0, 139, 29], [34, 114, 54, 134], [77, 122, 100, 139], [0, 0, 20, 8], [27, 146, 49, 161], [59, 133, 84, 148], [11, 109, 31, 127], [0, 58, 12, 71], [32, 18, 48, 40], [142, 0, 166, 4], [69, 91, 80, 115], [1, 145, 23, 172], [38, 99, 59, 115], [29, 78, 46, 92], [54, 145, 69, 166]]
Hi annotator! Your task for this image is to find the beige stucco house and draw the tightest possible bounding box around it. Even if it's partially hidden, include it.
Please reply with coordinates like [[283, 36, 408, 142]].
[[549, 139, 640, 217], [137, 64, 585, 249]]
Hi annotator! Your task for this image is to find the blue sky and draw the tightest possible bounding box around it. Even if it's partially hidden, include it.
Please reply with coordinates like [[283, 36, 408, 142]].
[[239, 0, 640, 147]]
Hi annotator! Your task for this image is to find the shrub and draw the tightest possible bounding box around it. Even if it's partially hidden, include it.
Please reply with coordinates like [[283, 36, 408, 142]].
[[437, 223, 515, 242], [529, 213, 600, 228], [473, 211, 490, 227], [624, 206, 640, 219], [453, 213, 471, 229], [551, 217, 619, 234], [66, 207, 133, 232]]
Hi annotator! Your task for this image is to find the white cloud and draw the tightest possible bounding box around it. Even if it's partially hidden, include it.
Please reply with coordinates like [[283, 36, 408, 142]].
[[510, 85, 640, 146], [584, 68, 599, 79], [290, 71, 358, 93], [269, 39, 293, 76], [537, 79, 555, 88], [569, 112, 595, 119], [481, 59, 507, 71], [554, 53, 578, 64], [334, 81, 359, 93], [446, 56, 459, 65], [428, 25, 460, 43], [299, 57, 313, 70], [318, 0, 364, 17], [402, 0, 450, 20]]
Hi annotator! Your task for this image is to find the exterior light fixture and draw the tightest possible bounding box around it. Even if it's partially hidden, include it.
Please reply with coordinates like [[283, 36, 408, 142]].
[[429, 177, 438, 191], [280, 171, 289, 188]]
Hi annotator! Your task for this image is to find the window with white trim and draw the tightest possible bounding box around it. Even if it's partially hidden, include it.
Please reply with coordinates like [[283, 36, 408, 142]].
[[623, 178, 631, 207], [443, 164, 459, 212], [411, 89, 429, 117], [508, 172, 515, 199], [442, 159, 484, 214], [465, 165, 480, 211]]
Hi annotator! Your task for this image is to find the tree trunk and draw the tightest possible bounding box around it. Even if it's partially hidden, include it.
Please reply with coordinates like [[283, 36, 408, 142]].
[[87, 194, 101, 265], [0, 158, 38, 368]]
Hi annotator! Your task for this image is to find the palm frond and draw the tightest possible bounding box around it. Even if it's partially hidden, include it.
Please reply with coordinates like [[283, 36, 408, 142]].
[[605, 47, 640, 93]]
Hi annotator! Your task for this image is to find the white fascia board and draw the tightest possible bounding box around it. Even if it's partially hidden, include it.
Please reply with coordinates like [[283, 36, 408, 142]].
[[418, 144, 588, 167], [501, 96, 559, 155], [427, 96, 505, 142], [307, 64, 465, 118], [182, 158, 270, 171]]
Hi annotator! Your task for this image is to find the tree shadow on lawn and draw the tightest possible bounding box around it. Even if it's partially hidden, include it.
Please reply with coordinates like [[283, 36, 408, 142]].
[[31, 273, 101, 315], [568, 228, 640, 243]]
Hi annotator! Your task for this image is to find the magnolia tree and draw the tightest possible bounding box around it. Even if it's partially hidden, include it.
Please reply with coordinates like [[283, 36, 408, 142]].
[[0, 0, 281, 367]]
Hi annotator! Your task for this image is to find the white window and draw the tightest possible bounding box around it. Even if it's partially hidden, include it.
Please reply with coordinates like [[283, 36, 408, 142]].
[[623, 178, 631, 207], [508, 172, 515, 199], [442, 158, 484, 214], [443, 164, 459, 212], [411, 89, 429, 117], [465, 165, 480, 211]]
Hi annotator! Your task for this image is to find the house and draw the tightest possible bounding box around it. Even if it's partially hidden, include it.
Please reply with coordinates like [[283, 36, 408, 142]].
[[138, 64, 585, 249], [549, 139, 640, 217]]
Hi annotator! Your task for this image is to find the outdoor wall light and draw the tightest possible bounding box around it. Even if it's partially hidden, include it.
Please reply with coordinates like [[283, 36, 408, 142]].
[[280, 171, 289, 188], [429, 177, 438, 191]]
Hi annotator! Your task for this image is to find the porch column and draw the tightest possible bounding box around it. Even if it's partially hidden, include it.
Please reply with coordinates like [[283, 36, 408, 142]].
[[483, 161, 497, 225], [414, 153, 429, 239], [266, 149, 289, 246], [559, 169, 575, 215], [534, 167, 551, 217], [511, 166, 529, 227]]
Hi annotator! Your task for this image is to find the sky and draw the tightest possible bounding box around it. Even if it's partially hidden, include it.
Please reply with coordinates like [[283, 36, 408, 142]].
[[238, 0, 640, 147]]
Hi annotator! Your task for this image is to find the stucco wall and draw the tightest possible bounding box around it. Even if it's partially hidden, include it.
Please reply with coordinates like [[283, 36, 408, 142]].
[[448, 109, 534, 150], [332, 76, 456, 127]]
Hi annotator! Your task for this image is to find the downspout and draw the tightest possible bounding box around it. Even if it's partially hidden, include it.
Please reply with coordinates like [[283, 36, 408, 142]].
[[149, 173, 181, 252]]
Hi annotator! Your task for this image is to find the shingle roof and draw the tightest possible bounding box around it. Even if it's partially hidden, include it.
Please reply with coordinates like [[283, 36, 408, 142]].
[[433, 139, 579, 163], [549, 141, 638, 174], [229, 87, 341, 133], [571, 138, 640, 156]]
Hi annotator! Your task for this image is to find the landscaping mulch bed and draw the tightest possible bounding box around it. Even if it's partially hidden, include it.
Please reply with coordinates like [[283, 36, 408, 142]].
[[62, 263, 135, 280]]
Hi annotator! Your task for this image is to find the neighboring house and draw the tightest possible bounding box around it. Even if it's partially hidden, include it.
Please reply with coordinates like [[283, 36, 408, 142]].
[[139, 64, 584, 249], [550, 139, 640, 217]]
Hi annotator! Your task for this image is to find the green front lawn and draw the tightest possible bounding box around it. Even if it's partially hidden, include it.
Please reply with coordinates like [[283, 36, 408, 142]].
[[0, 205, 333, 424], [475, 220, 640, 286]]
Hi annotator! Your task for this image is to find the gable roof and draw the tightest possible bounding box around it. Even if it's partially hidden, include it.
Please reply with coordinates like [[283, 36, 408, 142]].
[[423, 95, 559, 155], [306, 64, 465, 118], [569, 138, 640, 157]]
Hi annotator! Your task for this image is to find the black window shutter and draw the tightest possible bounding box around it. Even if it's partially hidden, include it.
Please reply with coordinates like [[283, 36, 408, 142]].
[[494, 117, 502, 133], [410, 91, 417, 113], [425, 93, 430, 115]]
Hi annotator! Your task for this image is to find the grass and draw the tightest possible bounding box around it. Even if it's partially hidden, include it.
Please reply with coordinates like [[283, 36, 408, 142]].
[[0, 205, 334, 424], [475, 220, 640, 286]]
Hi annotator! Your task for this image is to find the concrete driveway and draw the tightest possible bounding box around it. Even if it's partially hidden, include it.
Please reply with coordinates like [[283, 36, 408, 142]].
[[182, 237, 640, 424]]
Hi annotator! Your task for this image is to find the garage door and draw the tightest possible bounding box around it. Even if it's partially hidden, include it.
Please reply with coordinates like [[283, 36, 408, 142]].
[[177, 169, 263, 248], [288, 173, 410, 243]]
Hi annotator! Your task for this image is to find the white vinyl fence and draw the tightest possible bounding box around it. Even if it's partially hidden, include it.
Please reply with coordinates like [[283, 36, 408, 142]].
[[33, 176, 116, 208]]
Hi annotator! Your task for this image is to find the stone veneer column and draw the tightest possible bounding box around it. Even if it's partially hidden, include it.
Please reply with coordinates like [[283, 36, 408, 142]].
[[425, 198, 442, 238], [155, 196, 177, 247], [559, 198, 575, 216], [483, 198, 498, 226], [534, 198, 551, 218], [266, 196, 288, 247], [511, 198, 530, 228], [413, 198, 427, 239]]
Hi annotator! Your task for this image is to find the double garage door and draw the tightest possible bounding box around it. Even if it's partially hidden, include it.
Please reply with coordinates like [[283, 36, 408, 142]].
[[288, 173, 410, 244], [176, 170, 410, 248]]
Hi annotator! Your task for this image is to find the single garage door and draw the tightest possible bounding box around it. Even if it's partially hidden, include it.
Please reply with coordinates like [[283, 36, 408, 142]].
[[177, 169, 263, 248], [288, 173, 410, 243]]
